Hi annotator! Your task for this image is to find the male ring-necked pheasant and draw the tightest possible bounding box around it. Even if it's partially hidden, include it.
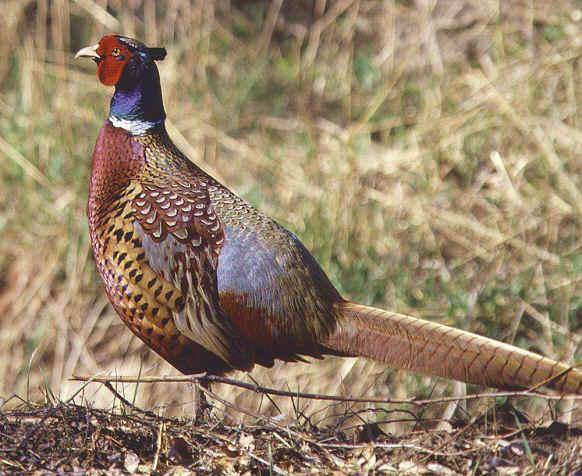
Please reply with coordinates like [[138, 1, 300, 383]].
[[76, 35, 582, 394]]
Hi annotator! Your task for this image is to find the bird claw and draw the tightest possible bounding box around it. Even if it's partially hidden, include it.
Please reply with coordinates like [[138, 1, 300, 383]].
[[189, 371, 209, 385], [189, 373, 213, 424]]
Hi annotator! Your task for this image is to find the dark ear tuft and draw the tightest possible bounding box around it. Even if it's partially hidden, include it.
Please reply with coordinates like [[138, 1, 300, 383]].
[[148, 47, 167, 61]]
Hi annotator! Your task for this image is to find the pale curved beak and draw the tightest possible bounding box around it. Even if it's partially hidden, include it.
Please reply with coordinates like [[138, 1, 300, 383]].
[[75, 44, 100, 60]]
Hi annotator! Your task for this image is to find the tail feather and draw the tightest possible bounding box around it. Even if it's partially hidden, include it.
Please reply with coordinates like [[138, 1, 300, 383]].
[[322, 302, 582, 394]]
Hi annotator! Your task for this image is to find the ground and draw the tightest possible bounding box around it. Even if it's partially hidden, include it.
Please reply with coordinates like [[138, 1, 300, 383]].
[[2, 397, 581, 474]]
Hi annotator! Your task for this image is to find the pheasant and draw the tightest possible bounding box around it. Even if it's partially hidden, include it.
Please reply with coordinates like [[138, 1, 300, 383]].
[[75, 35, 582, 395]]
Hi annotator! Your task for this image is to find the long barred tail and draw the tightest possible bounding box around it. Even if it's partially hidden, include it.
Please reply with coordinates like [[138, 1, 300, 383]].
[[322, 302, 582, 394]]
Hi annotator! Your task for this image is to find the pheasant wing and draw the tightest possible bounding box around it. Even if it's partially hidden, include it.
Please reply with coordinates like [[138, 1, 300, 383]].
[[132, 177, 251, 369]]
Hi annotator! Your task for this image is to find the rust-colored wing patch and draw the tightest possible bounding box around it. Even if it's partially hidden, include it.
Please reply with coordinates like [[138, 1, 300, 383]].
[[133, 181, 223, 249]]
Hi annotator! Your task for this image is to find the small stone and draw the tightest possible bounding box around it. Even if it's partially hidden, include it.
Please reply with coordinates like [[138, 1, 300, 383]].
[[124, 451, 140, 473]]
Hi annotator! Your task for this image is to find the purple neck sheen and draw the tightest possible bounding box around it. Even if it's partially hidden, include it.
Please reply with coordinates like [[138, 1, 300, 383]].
[[109, 65, 166, 128]]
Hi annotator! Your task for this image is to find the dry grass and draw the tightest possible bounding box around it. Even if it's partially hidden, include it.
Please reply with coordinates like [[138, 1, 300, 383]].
[[1, 0, 581, 447]]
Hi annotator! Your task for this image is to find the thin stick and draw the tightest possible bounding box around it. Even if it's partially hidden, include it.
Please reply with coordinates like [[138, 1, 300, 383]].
[[102, 382, 173, 422], [247, 449, 287, 476], [152, 421, 164, 472], [317, 441, 470, 457], [71, 374, 582, 407]]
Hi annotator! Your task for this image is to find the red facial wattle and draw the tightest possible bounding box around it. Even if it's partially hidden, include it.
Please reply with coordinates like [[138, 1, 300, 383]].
[[96, 36, 132, 86]]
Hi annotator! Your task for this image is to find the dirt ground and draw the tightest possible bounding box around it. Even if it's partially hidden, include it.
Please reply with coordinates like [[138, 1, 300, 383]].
[[1, 396, 581, 475]]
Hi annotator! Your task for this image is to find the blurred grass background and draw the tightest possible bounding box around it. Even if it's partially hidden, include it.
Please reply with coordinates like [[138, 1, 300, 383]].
[[1, 0, 581, 431]]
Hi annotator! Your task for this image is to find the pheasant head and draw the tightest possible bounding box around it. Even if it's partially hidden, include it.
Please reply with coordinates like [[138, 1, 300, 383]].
[[76, 35, 168, 134]]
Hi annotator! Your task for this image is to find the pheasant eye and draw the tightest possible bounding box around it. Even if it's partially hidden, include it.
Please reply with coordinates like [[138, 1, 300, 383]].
[[111, 47, 121, 57]]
